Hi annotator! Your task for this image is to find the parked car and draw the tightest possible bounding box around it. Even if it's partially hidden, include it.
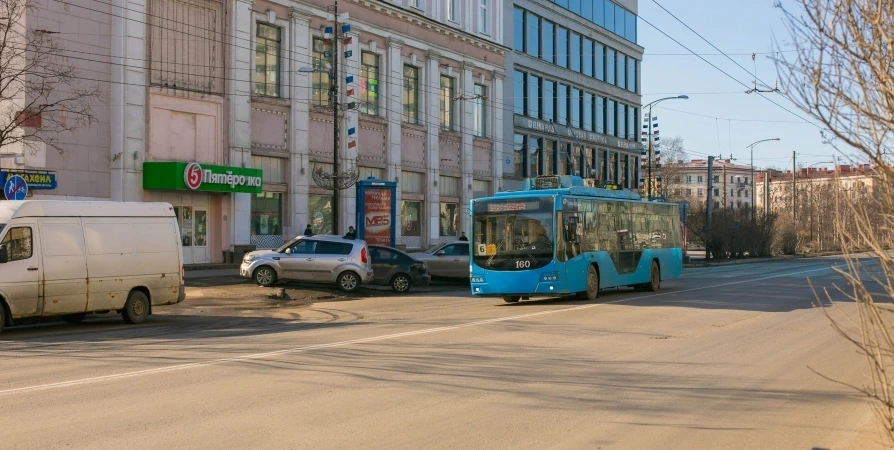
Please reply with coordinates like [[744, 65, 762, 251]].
[[368, 245, 430, 293], [409, 241, 470, 279], [240, 236, 374, 292], [0, 200, 185, 332]]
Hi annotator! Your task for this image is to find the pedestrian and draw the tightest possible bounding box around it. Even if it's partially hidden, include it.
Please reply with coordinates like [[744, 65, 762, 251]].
[[458, 232, 468, 242], [304, 224, 314, 236], [343, 226, 357, 239]]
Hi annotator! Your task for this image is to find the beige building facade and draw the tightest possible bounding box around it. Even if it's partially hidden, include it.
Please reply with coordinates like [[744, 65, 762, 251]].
[[2, 0, 508, 263]]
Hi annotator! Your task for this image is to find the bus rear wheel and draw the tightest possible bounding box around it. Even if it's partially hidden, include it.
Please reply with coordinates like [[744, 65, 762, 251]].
[[577, 265, 599, 300], [646, 261, 660, 292], [502, 296, 520, 303]]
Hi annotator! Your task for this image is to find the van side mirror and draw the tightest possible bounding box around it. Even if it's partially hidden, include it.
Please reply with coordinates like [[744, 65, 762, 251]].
[[0, 245, 8, 264]]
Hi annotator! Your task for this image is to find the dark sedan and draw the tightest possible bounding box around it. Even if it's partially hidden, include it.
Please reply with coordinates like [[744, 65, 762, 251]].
[[369, 245, 431, 293]]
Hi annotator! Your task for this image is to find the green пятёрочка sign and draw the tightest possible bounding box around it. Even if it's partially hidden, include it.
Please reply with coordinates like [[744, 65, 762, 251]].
[[142, 162, 263, 194]]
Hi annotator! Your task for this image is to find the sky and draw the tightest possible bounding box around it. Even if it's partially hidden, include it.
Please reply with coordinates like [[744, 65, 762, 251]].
[[638, 0, 844, 171]]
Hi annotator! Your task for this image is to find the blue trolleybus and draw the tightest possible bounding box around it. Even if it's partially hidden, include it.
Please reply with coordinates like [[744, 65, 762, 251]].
[[470, 175, 683, 303]]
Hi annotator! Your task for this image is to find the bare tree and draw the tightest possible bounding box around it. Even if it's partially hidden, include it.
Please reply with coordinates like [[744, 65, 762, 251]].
[[0, 0, 99, 157], [658, 136, 689, 201], [776, 0, 894, 442]]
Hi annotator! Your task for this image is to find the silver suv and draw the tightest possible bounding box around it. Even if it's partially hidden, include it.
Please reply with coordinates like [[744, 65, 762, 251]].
[[240, 236, 374, 292]]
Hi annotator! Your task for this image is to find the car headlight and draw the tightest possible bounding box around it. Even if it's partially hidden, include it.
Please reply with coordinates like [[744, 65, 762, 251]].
[[244, 254, 259, 263]]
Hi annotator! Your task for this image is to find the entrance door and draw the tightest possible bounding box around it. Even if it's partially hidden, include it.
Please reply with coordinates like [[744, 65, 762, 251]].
[[175, 206, 210, 265]]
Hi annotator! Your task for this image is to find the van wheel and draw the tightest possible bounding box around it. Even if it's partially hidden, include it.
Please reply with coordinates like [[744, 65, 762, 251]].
[[254, 266, 277, 287], [338, 271, 360, 293], [62, 313, 86, 324], [646, 261, 660, 292], [391, 274, 411, 293], [122, 291, 150, 324], [503, 296, 520, 303]]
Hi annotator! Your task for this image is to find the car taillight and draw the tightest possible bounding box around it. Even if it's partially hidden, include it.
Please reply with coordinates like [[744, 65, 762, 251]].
[[361, 247, 368, 264], [412, 263, 427, 273]]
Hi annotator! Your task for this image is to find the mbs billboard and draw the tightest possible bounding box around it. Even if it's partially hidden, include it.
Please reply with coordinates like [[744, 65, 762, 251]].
[[355, 177, 397, 247]]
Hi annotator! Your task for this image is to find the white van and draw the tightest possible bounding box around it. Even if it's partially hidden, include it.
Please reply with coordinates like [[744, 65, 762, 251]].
[[0, 201, 185, 332]]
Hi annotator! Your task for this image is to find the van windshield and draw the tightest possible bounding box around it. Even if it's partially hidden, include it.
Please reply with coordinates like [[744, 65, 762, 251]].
[[0, 224, 4, 235]]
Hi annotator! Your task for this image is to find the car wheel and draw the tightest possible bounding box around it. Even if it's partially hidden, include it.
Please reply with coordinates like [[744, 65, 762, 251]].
[[62, 313, 86, 324], [646, 261, 660, 292], [391, 274, 411, 293], [0, 304, 6, 333], [254, 266, 277, 287], [338, 271, 360, 293], [576, 265, 600, 300], [503, 296, 521, 303], [122, 290, 150, 324]]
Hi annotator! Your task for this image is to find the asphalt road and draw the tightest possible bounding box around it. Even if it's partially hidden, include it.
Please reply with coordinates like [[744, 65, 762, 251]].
[[0, 257, 886, 449]]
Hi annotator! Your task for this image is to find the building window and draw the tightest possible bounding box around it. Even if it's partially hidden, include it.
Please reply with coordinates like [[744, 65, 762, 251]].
[[617, 104, 626, 139], [617, 52, 627, 90], [527, 74, 541, 119], [570, 32, 581, 72], [596, 96, 605, 134], [401, 201, 422, 237], [403, 65, 419, 124], [513, 133, 526, 177], [312, 38, 332, 107], [513, 7, 525, 53], [513, 70, 526, 115], [251, 155, 286, 184], [410, 0, 422, 10], [440, 75, 457, 130], [583, 93, 593, 131], [526, 11, 540, 58], [360, 52, 379, 115], [447, 0, 458, 22], [473, 180, 492, 198], [583, 39, 594, 77], [570, 88, 581, 129], [542, 20, 555, 64], [628, 58, 637, 93], [557, 84, 569, 125], [596, 44, 606, 81], [542, 80, 555, 123], [697, 175, 704, 183], [556, 26, 568, 68], [713, 188, 719, 197], [254, 23, 281, 97], [308, 194, 334, 235], [478, 0, 489, 34], [473, 84, 487, 137], [544, 140, 556, 175], [606, 100, 615, 136], [606, 48, 616, 85], [529, 137, 542, 177]]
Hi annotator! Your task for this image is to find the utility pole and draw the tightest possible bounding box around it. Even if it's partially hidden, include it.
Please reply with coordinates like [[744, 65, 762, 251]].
[[721, 164, 727, 209], [331, 0, 340, 234], [706, 156, 714, 259], [792, 152, 798, 222]]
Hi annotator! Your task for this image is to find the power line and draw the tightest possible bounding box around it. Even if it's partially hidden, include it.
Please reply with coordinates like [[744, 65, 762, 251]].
[[637, 12, 822, 129], [653, 106, 815, 124]]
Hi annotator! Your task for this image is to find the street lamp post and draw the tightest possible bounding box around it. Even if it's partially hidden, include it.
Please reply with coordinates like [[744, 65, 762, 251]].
[[298, 0, 358, 235], [642, 95, 688, 197], [746, 138, 780, 221]]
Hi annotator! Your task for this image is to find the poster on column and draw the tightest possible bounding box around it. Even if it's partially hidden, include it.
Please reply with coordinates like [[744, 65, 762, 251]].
[[363, 188, 392, 246]]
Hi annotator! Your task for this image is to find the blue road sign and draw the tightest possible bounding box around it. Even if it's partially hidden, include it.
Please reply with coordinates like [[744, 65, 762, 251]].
[[4, 175, 27, 200]]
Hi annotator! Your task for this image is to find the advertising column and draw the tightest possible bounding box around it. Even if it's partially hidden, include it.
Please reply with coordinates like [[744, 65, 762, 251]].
[[355, 178, 397, 247]]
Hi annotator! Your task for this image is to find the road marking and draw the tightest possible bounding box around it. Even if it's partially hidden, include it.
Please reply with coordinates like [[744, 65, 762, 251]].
[[0, 263, 840, 396]]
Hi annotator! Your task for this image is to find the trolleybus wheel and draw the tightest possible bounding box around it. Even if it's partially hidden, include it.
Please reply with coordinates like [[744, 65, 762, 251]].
[[502, 296, 520, 303]]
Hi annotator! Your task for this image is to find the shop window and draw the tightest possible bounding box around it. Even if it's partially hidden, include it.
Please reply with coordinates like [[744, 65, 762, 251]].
[[308, 194, 334, 235], [251, 192, 283, 248], [440, 203, 459, 237], [513, 134, 526, 177], [359, 167, 384, 180], [473, 180, 491, 198], [401, 201, 422, 237]]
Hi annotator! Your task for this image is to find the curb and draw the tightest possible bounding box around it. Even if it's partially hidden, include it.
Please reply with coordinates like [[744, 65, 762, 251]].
[[185, 264, 240, 272], [683, 253, 841, 268]]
